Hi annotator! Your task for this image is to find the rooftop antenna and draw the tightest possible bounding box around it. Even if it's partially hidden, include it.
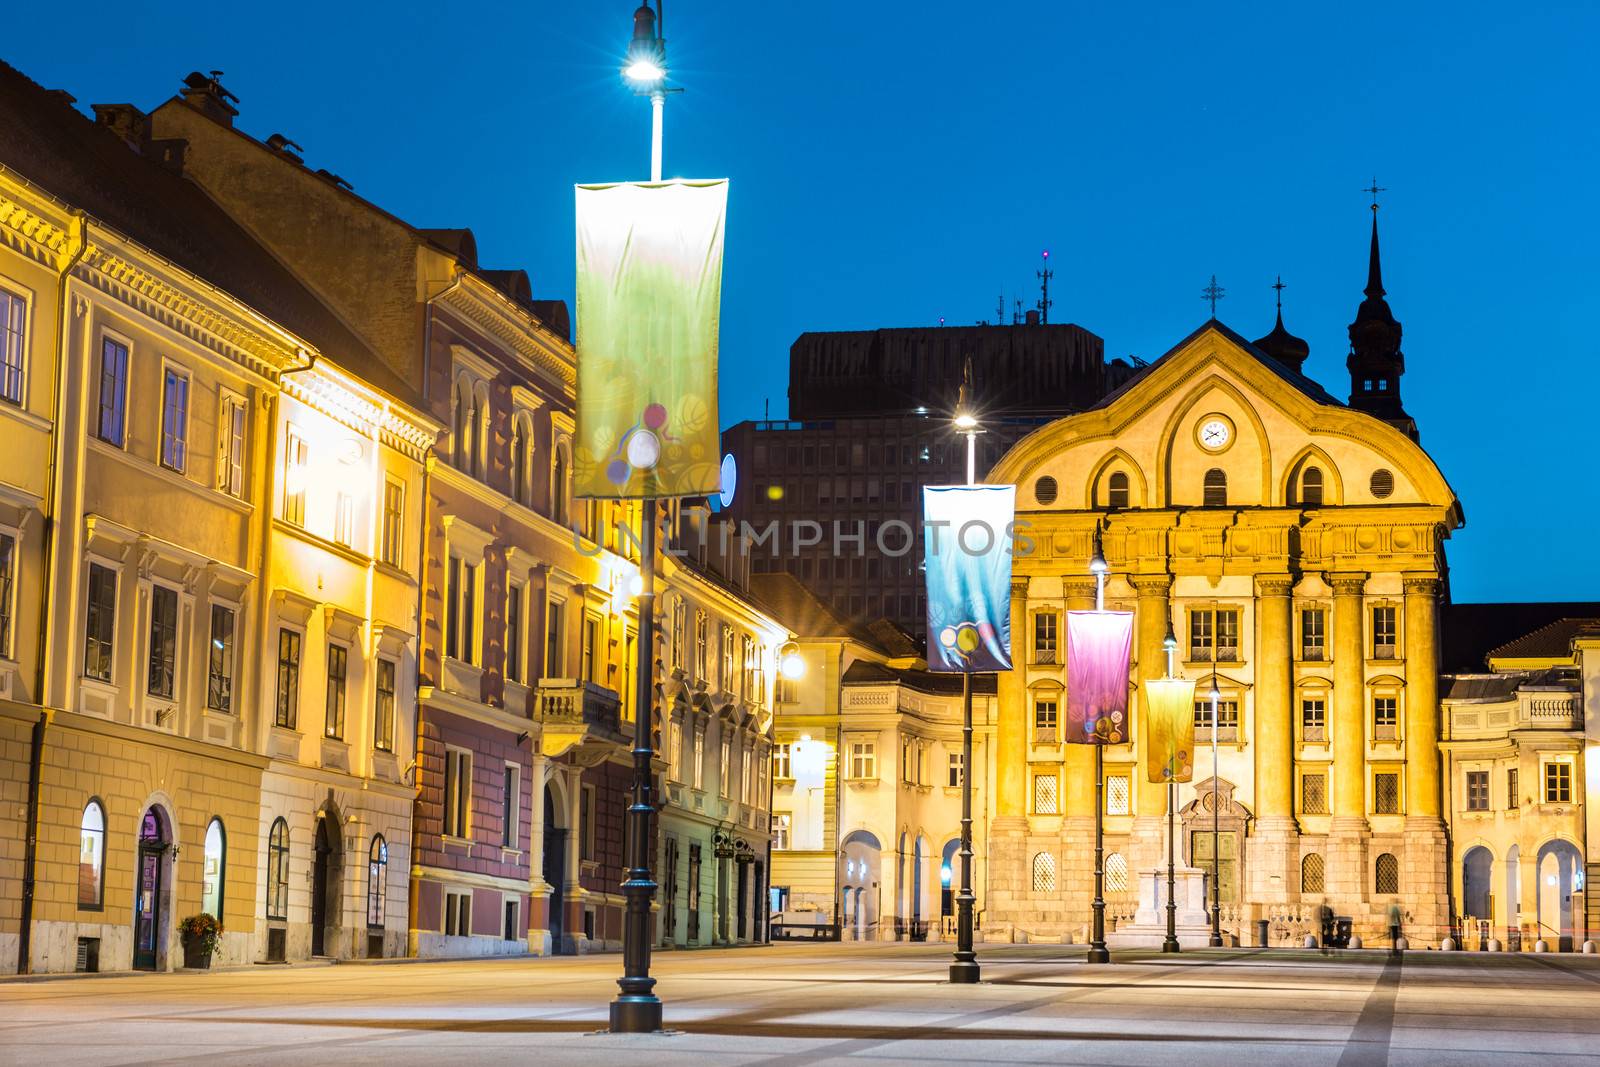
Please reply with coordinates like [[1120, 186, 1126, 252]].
[[996, 294, 1005, 326], [763, 397, 769, 420], [1036, 250, 1054, 324], [1013, 298, 1023, 325]]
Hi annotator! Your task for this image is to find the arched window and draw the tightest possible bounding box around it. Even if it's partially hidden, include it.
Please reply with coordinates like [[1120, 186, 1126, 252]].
[[1031, 852, 1057, 892], [1301, 466, 1324, 506], [1107, 471, 1130, 509], [1105, 852, 1129, 894], [1374, 852, 1400, 894], [78, 799, 106, 908], [367, 835, 388, 928], [1203, 468, 1227, 507], [510, 418, 526, 505], [453, 379, 473, 472], [1301, 852, 1325, 894], [472, 384, 490, 478], [266, 817, 290, 921], [201, 817, 226, 919], [551, 442, 569, 525]]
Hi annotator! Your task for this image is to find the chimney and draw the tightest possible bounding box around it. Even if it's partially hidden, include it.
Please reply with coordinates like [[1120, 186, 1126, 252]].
[[92, 104, 150, 149], [265, 133, 304, 165], [180, 70, 239, 126], [1024, 309, 1041, 326]]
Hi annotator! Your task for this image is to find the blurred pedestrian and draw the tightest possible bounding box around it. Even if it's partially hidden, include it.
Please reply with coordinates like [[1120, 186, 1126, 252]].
[[1388, 902, 1403, 956]]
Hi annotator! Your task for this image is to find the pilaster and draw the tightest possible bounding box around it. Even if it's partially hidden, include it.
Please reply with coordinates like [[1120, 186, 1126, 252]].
[[1329, 572, 1369, 904], [996, 578, 1029, 819]]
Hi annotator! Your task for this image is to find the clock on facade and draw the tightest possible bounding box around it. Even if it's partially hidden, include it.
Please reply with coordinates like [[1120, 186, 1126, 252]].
[[1197, 415, 1233, 453]]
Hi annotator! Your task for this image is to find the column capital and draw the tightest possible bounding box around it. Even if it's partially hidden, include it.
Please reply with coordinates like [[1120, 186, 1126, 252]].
[[1402, 574, 1441, 598], [1062, 578, 1099, 602], [1328, 571, 1368, 598], [1129, 573, 1171, 598], [1254, 573, 1295, 598], [1011, 576, 1029, 597]]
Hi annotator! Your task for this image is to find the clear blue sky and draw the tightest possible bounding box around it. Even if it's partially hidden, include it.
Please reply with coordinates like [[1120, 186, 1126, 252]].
[[21, 1, 1599, 602]]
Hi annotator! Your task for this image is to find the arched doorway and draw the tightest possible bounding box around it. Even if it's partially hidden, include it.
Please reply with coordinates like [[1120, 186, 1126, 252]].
[[1461, 846, 1493, 935], [911, 836, 926, 936], [1537, 839, 1582, 950], [132, 807, 170, 971], [841, 830, 882, 940], [311, 814, 341, 957], [940, 838, 960, 926], [543, 784, 567, 954], [1506, 844, 1522, 936]]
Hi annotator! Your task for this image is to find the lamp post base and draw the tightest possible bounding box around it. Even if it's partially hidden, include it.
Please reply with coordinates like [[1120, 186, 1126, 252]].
[[609, 995, 664, 1034], [1086, 945, 1110, 965], [948, 958, 981, 984], [1162, 937, 1180, 953]]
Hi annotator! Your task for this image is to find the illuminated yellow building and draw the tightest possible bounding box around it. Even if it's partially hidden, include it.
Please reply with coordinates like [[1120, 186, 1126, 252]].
[[986, 227, 1462, 944], [0, 63, 433, 971]]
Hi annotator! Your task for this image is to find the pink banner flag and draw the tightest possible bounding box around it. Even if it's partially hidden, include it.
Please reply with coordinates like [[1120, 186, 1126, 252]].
[[1065, 611, 1134, 744]]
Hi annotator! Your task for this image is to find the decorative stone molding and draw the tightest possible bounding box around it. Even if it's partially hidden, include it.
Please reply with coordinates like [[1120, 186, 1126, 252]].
[[1328, 572, 1368, 598], [1255, 574, 1295, 598]]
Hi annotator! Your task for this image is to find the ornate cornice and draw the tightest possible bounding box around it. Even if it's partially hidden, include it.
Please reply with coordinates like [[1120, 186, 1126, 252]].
[[1402, 575, 1440, 598], [439, 280, 575, 394]]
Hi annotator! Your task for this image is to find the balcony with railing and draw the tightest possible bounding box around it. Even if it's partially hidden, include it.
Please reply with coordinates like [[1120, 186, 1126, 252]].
[[534, 679, 625, 757]]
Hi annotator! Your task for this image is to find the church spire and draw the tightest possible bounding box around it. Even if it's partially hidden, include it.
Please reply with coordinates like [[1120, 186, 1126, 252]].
[[1252, 275, 1310, 373], [1346, 183, 1416, 441]]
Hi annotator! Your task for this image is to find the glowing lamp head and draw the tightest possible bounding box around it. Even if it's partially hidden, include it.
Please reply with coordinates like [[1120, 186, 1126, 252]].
[[624, 57, 665, 84], [779, 641, 805, 681], [1207, 682, 1222, 702], [1089, 547, 1109, 576], [624, 4, 666, 89], [940, 864, 953, 886], [954, 412, 978, 430]]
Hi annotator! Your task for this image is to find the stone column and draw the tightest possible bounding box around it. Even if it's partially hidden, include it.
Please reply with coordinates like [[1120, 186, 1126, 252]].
[[1329, 572, 1369, 904], [1252, 574, 1297, 903], [1403, 574, 1449, 941], [528, 752, 550, 954], [565, 769, 584, 948], [988, 577, 1030, 936], [1062, 577, 1099, 931], [1130, 574, 1172, 878]]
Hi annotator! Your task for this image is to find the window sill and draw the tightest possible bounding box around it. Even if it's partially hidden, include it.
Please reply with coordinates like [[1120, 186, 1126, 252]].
[[1184, 659, 1241, 670], [442, 834, 473, 855]]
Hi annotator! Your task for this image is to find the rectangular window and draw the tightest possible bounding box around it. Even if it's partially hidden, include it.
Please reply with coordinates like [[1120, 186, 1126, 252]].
[[324, 644, 348, 740], [773, 743, 791, 780], [1372, 606, 1398, 659], [1106, 774, 1131, 816], [373, 658, 396, 751], [503, 899, 519, 942], [695, 611, 708, 679], [447, 557, 477, 663], [506, 584, 523, 683], [1508, 767, 1519, 809], [721, 625, 735, 691], [0, 286, 24, 405], [218, 393, 246, 496], [582, 616, 599, 682], [502, 764, 519, 848], [275, 628, 301, 729], [546, 599, 565, 677], [1034, 698, 1059, 743], [1301, 698, 1326, 742], [1545, 762, 1573, 804], [207, 604, 235, 712], [1300, 772, 1328, 814], [96, 337, 129, 445], [443, 748, 471, 838], [381, 480, 404, 566], [948, 751, 964, 788], [850, 741, 876, 780], [1033, 612, 1058, 664], [0, 531, 13, 658], [83, 563, 116, 681], [284, 429, 308, 525], [670, 599, 685, 671], [333, 492, 354, 547], [145, 585, 178, 699], [669, 721, 683, 781], [160, 366, 189, 471], [1190, 608, 1241, 661], [1033, 772, 1059, 814], [693, 730, 705, 790], [1465, 770, 1490, 812], [772, 812, 791, 851], [719, 737, 731, 798], [1373, 697, 1398, 741], [742, 747, 753, 806], [1194, 699, 1240, 742], [444, 890, 471, 937], [1300, 608, 1326, 661], [1373, 771, 1401, 814]]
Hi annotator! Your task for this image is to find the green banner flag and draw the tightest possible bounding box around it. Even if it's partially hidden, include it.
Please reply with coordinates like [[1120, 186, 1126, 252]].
[[574, 179, 727, 499]]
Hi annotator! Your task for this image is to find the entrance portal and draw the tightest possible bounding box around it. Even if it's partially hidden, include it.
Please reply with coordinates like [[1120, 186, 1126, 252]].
[[133, 808, 168, 971], [312, 816, 339, 957]]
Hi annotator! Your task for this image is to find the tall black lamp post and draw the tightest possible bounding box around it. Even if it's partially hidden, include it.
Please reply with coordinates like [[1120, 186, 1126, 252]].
[[949, 365, 981, 984]]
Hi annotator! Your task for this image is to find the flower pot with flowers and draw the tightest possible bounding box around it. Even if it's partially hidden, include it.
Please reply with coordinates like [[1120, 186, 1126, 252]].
[[180, 913, 224, 969]]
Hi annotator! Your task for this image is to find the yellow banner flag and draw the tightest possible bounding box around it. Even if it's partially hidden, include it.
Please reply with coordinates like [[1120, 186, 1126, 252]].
[[1143, 677, 1197, 783]]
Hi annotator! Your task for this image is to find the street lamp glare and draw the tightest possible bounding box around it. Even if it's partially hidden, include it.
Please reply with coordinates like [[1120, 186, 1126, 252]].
[[779, 642, 805, 680], [954, 412, 978, 430], [624, 57, 665, 84], [1089, 548, 1109, 575]]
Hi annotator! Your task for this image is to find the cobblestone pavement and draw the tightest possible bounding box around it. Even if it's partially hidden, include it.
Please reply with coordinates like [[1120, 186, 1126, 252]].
[[4, 942, 1599, 1066]]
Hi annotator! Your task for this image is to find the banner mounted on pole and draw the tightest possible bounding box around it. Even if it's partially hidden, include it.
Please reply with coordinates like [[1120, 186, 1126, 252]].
[[1142, 677, 1197, 782], [923, 485, 1015, 672], [574, 179, 727, 499], [1065, 611, 1134, 743]]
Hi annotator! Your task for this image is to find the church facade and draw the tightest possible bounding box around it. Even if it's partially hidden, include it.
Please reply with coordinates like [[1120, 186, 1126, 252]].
[[985, 215, 1464, 944]]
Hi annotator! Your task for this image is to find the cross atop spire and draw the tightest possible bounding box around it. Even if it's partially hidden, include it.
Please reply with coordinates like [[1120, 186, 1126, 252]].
[[1201, 274, 1225, 317], [1272, 274, 1286, 313], [1364, 177, 1386, 210]]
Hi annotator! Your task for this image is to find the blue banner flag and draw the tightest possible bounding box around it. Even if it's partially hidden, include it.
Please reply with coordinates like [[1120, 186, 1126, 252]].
[[923, 485, 1015, 673]]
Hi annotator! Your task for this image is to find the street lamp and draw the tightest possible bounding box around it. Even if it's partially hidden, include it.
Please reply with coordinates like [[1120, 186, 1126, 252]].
[[1160, 620, 1180, 955], [948, 359, 981, 985], [1086, 529, 1111, 965], [611, 1, 672, 1035]]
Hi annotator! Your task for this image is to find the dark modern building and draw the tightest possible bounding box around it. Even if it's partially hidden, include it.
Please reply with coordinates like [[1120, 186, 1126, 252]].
[[722, 322, 1131, 633]]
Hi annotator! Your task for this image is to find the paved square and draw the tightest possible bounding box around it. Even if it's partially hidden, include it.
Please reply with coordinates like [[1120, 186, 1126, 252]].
[[4, 943, 1600, 1066]]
